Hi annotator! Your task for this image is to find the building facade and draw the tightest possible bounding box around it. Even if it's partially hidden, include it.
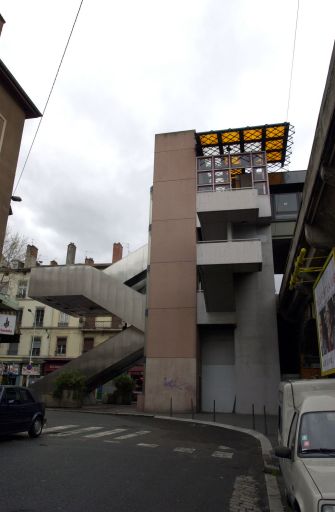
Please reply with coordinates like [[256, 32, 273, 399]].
[[0, 15, 41, 258], [144, 126, 298, 415]]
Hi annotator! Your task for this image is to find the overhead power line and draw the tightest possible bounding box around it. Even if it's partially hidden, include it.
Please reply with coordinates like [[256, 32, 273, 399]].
[[14, 0, 84, 193], [286, 0, 300, 121]]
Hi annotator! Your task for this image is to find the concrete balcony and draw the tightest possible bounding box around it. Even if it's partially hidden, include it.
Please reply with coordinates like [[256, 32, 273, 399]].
[[197, 239, 262, 273], [197, 240, 262, 312], [197, 291, 236, 324], [197, 190, 271, 239]]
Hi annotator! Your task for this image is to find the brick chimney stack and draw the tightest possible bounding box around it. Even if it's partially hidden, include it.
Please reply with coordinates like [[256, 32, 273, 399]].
[[112, 242, 123, 263], [66, 243, 76, 265], [24, 244, 38, 268], [0, 15, 5, 37]]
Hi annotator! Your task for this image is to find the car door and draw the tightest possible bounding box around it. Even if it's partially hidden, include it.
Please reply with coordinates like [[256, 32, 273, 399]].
[[3, 387, 23, 433], [18, 388, 37, 429], [281, 412, 299, 502], [0, 387, 10, 434]]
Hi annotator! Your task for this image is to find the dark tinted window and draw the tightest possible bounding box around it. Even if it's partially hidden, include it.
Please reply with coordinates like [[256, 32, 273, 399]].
[[19, 389, 34, 404], [5, 388, 20, 403]]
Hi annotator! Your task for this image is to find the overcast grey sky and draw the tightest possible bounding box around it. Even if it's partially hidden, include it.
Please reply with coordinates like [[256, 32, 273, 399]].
[[1, 0, 335, 265]]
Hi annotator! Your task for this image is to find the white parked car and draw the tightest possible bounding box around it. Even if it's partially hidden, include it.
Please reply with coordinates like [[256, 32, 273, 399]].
[[275, 380, 335, 512]]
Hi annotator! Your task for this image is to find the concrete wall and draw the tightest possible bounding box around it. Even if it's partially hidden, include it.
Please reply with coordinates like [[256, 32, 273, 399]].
[[234, 224, 280, 414], [145, 130, 197, 412], [0, 85, 26, 256]]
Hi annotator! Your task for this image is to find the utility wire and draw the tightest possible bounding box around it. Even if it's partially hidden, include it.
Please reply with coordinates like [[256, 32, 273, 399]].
[[14, 0, 84, 193], [286, 0, 300, 121]]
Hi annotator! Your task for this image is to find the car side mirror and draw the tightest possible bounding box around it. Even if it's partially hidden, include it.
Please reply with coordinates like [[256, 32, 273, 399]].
[[274, 445, 292, 459]]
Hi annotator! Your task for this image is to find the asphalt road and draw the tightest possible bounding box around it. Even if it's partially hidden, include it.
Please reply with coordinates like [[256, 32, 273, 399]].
[[0, 410, 269, 512]]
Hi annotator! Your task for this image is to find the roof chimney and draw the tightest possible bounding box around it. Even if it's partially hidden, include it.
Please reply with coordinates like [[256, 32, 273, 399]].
[[66, 243, 76, 265], [0, 15, 5, 37], [85, 257, 94, 266], [24, 244, 38, 268], [112, 242, 123, 263]]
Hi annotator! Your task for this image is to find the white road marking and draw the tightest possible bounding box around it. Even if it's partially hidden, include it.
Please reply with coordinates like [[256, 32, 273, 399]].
[[51, 427, 103, 437], [104, 440, 121, 444], [212, 451, 233, 459], [174, 447, 196, 454], [137, 443, 158, 448], [218, 445, 233, 451], [84, 428, 127, 438], [43, 425, 79, 433], [114, 430, 150, 440]]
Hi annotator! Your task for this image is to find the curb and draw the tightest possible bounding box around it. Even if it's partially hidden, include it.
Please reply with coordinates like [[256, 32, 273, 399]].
[[47, 408, 283, 512]]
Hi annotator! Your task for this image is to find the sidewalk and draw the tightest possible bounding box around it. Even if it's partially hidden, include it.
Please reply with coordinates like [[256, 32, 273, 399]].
[[79, 404, 278, 443]]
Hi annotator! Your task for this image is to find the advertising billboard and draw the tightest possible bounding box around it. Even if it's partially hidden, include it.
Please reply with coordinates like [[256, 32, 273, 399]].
[[314, 250, 335, 375], [0, 314, 16, 336]]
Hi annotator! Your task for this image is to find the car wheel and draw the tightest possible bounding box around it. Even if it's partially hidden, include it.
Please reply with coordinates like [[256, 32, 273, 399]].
[[28, 416, 43, 438]]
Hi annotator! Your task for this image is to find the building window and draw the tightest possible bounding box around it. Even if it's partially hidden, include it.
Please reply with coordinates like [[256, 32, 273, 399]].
[[83, 337, 94, 353], [56, 337, 67, 355], [58, 312, 69, 327], [0, 280, 9, 295], [35, 308, 44, 327], [31, 336, 41, 356], [0, 114, 6, 153], [16, 280, 28, 299], [7, 343, 19, 355], [16, 308, 23, 327], [272, 192, 301, 220]]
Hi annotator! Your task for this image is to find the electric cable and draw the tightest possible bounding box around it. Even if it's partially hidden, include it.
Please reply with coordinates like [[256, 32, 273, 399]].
[[286, 0, 300, 121], [14, 0, 84, 193]]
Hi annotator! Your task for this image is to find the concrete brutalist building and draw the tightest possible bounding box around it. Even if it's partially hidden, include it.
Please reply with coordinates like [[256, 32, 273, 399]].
[[28, 122, 304, 415]]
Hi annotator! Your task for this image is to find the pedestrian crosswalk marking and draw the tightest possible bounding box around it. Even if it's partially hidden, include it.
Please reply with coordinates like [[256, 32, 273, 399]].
[[84, 428, 127, 438], [137, 443, 158, 448], [218, 445, 232, 451], [114, 430, 150, 440], [174, 447, 196, 454], [104, 440, 121, 444], [43, 425, 79, 433], [212, 450, 233, 459], [51, 426, 103, 437]]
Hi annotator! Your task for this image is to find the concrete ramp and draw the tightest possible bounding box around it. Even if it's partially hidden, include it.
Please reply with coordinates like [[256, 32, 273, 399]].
[[29, 264, 146, 331], [30, 327, 144, 401]]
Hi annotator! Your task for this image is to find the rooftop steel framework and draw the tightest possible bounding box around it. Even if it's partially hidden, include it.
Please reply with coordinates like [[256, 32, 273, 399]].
[[195, 122, 294, 171]]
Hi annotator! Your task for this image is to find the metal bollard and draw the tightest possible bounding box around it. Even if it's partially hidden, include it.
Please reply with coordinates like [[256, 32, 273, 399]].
[[170, 396, 173, 417], [252, 403, 255, 430], [191, 398, 194, 419], [263, 405, 268, 435], [213, 399, 216, 422]]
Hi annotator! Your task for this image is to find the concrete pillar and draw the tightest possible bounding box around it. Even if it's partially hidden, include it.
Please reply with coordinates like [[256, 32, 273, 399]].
[[145, 130, 197, 413], [234, 224, 280, 415]]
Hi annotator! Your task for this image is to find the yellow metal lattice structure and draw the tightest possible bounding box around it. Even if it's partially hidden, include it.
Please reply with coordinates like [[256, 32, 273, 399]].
[[196, 122, 294, 170]]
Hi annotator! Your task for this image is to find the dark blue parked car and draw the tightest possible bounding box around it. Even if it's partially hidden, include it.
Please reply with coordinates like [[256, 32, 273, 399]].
[[0, 385, 46, 438]]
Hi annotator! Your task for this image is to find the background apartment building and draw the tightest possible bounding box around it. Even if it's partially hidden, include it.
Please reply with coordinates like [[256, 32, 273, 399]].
[[0, 243, 124, 390]]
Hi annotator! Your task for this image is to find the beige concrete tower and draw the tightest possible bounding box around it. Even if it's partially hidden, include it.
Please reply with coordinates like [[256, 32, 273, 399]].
[[145, 130, 197, 412]]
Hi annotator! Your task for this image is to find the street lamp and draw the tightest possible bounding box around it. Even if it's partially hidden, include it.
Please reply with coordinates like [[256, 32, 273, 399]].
[[27, 308, 36, 387]]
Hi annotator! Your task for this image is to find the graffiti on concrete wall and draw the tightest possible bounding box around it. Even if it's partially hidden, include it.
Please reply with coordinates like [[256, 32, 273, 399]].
[[163, 377, 193, 393]]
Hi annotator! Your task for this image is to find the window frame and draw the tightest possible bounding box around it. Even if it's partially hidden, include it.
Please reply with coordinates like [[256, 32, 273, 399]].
[[56, 337, 67, 355], [0, 113, 6, 153]]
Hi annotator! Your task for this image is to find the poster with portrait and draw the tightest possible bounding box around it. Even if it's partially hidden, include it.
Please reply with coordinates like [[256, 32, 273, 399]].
[[314, 250, 335, 375]]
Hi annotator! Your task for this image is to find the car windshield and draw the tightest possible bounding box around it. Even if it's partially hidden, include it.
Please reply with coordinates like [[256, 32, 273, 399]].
[[299, 411, 335, 457]]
